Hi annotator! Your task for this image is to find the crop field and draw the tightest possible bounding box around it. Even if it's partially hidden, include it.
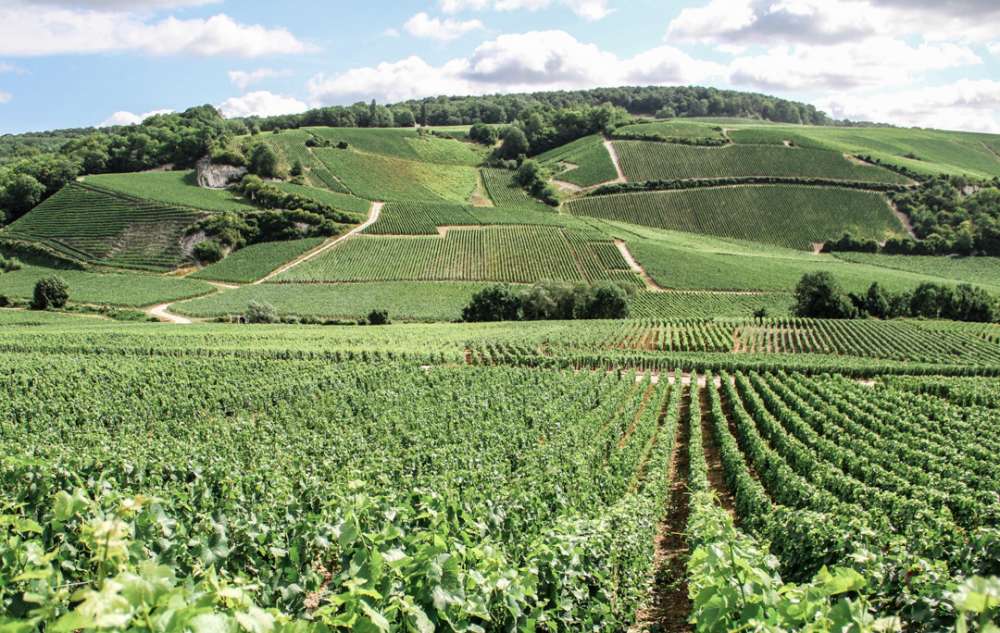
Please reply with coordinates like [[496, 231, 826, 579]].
[[612, 141, 909, 183], [272, 226, 637, 284], [264, 129, 351, 192], [271, 181, 371, 217], [630, 291, 794, 319], [84, 171, 258, 212], [175, 281, 490, 322], [313, 148, 478, 202], [189, 237, 325, 283], [0, 262, 213, 306], [566, 185, 904, 250], [726, 124, 1000, 178], [2, 182, 205, 270], [834, 252, 1000, 291], [480, 168, 554, 211], [365, 200, 568, 235], [306, 126, 488, 165], [611, 119, 727, 141], [536, 134, 619, 187]]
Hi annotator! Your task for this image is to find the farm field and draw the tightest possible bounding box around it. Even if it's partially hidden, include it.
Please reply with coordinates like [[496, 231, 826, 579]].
[[263, 129, 351, 192], [306, 126, 488, 165], [480, 168, 554, 211], [312, 147, 478, 202], [174, 281, 490, 322], [566, 185, 905, 250], [271, 181, 371, 216], [0, 263, 213, 306], [611, 119, 728, 141], [364, 200, 569, 235], [189, 237, 325, 283], [537, 134, 619, 187], [1, 182, 205, 270], [612, 141, 909, 183], [834, 252, 1000, 291], [83, 171, 257, 212], [630, 291, 794, 319]]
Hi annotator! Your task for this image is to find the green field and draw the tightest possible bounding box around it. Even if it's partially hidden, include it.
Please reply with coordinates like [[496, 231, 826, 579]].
[[84, 171, 257, 212], [263, 129, 351, 192], [613, 141, 909, 183], [175, 281, 489, 321], [537, 135, 619, 187], [306, 126, 488, 165], [271, 181, 371, 216], [313, 148, 478, 202], [272, 226, 636, 284], [612, 120, 728, 141], [366, 200, 572, 235], [0, 263, 213, 306], [630, 291, 795, 319], [480, 168, 554, 211], [2, 182, 204, 270], [189, 238, 325, 283], [833, 252, 1000, 291], [727, 124, 1000, 178], [567, 185, 903, 250]]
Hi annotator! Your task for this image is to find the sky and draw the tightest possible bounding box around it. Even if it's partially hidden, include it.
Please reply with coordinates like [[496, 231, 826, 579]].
[[0, 0, 999, 135]]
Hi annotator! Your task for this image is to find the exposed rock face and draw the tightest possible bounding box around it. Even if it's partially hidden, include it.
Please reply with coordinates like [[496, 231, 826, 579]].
[[195, 156, 247, 189]]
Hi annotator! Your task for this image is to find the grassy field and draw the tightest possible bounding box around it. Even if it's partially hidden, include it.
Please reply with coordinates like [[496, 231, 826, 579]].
[[271, 182, 371, 217], [84, 171, 257, 212], [726, 124, 1000, 178], [264, 129, 351, 192], [613, 141, 909, 183], [271, 226, 636, 285], [0, 263, 213, 306], [536, 135, 619, 187], [833, 252, 1000, 291], [566, 185, 904, 250], [307, 127, 488, 165], [2, 183, 204, 270], [313, 148, 478, 202], [480, 168, 554, 211], [174, 281, 490, 322], [630, 291, 795, 319], [365, 200, 571, 235], [612, 120, 728, 141], [189, 238, 325, 283]]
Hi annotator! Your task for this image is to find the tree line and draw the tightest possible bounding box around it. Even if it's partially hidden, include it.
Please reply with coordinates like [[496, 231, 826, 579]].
[[462, 281, 632, 322]]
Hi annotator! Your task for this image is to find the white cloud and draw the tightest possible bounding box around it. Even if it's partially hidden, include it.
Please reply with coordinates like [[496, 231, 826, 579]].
[[383, 28, 400, 38], [404, 13, 484, 41], [728, 39, 981, 91], [0, 91, 11, 104], [0, 6, 311, 57], [29, 0, 220, 8], [989, 42, 1000, 56], [98, 108, 173, 127], [818, 80, 1000, 132], [307, 31, 723, 104], [218, 91, 307, 118], [441, 0, 612, 21], [228, 68, 290, 91]]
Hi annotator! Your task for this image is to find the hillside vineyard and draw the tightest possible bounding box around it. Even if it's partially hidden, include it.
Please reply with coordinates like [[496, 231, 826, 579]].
[[1, 87, 999, 632]]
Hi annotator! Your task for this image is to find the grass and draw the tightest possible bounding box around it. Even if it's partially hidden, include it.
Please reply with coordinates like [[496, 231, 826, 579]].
[[566, 185, 904, 250], [726, 124, 1000, 179], [612, 141, 909, 183], [306, 127, 488, 166], [630, 292, 794, 319], [272, 226, 637, 285], [189, 238, 325, 284], [612, 120, 728, 141], [271, 182, 371, 217], [0, 263, 214, 306], [313, 148, 478, 203], [536, 135, 618, 187], [84, 171, 257, 212], [2, 183, 204, 270], [480, 169, 554, 211], [174, 281, 490, 322], [264, 130, 351, 193], [833, 253, 1000, 292], [365, 201, 569, 235]]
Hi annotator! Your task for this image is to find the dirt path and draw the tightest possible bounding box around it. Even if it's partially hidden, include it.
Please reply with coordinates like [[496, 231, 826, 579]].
[[699, 385, 737, 516], [254, 201, 383, 285], [982, 141, 1000, 162], [604, 139, 627, 183], [552, 180, 584, 194], [632, 386, 693, 632], [889, 201, 917, 239], [615, 240, 665, 292], [146, 302, 193, 324]]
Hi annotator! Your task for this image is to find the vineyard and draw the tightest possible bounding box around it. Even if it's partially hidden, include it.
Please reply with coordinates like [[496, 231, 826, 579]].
[[190, 237, 325, 283], [536, 135, 619, 187], [1, 182, 205, 270], [480, 168, 553, 211], [611, 120, 727, 142], [566, 185, 904, 250], [631, 291, 794, 319], [272, 225, 640, 285], [365, 200, 568, 235], [312, 147, 479, 202], [84, 171, 258, 213]]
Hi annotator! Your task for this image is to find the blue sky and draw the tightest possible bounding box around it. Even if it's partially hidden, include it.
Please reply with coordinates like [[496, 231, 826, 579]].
[[1, 0, 999, 134]]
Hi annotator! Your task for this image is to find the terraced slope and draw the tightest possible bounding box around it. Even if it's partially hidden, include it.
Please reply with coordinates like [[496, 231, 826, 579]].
[[2, 182, 205, 270], [612, 142, 909, 183], [566, 185, 903, 250], [272, 225, 638, 285], [84, 171, 257, 212]]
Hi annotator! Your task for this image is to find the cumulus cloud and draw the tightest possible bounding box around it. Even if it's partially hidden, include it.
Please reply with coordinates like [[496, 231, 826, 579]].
[[818, 80, 1000, 132], [307, 31, 723, 105], [28, 0, 220, 8], [0, 91, 11, 104], [440, 0, 612, 21], [228, 68, 290, 91], [98, 108, 173, 127], [404, 12, 484, 41], [0, 6, 311, 57], [218, 91, 307, 118]]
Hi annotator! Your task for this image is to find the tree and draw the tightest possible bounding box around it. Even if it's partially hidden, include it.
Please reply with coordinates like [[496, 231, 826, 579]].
[[909, 283, 951, 318], [469, 123, 499, 146], [1, 173, 45, 223], [864, 283, 890, 319], [245, 300, 278, 324], [948, 284, 995, 322], [248, 143, 281, 178], [367, 309, 390, 325], [289, 160, 304, 178], [31, 276, 68, 310], [392, 109, 416, 128], [577, 283, 630, 319], [462, 285, 522, 322], [193, 240, 224, 264], [498, 127, 529, 160], [793, 272, 856, 319]]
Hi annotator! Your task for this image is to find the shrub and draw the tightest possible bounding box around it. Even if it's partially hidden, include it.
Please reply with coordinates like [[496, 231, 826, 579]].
[[248, 143, 281, 178], [498, 127, 529, 160], [576, 282, 630, 319], [0, 295, 10, 307], [0, 255, 22, 273], [793, 272, 856, 319], [367, 309, 390, 326], [193, 239, 224, 264], [463, 285, 522, 322], [245, 300, 278, 324], [470, 123, 499, 146], [31, 276, 69, 310]]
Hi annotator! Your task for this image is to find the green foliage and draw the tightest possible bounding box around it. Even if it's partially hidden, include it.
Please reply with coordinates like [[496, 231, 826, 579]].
[[537, 135, 619, 188], [31, 274, 68, 309], [192, 239, 224, 264], [463, 280, 631, 322], [793, 272, 857, 318], [191, 238, 324, 283], [479, 169, 555, 212], [366, 309, 390, 325], [0, 263, 213, 306], [248, 142, 282, 178], [892, 177, 1000, 256], [611, 120, 728, 143], [513, 160, 558, 205], [313, 148, 478, 203], [0, 255, 22, 273], [245, 299, 278, 323], [498, 126, 529, 160], [85, 171, 257, 213]]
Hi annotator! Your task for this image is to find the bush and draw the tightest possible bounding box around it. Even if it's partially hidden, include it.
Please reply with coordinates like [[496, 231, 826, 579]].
[[248, 143, 281, 178], [498, 127, 529, 160], [793, 272, 857, 319], [0, 295, 10, 307], [193, 239, 224, 264], [31, 276, 69, 310], [0, 255, 22, 273], [463, 285, 522, 322], [245, 300, 278, 324], [463, 281, 633, 322], [576, 282, 630, 319], [470, 123, 499, 146], [367, 309, 390, 326]]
